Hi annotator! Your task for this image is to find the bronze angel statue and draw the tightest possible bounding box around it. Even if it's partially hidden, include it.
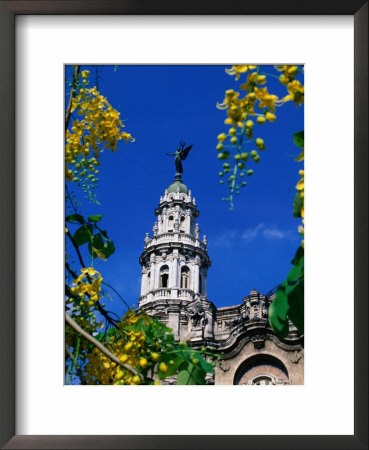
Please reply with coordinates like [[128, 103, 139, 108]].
[[166, 141, 193, 174]]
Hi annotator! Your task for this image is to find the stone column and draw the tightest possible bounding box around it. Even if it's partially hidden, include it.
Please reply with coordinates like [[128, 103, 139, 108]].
[[150, 257, 156, 291], [140, 271, 147, 296], [167, 304, 181, 340], [193, 257, 200, 293], [171, 251, 179, 288]]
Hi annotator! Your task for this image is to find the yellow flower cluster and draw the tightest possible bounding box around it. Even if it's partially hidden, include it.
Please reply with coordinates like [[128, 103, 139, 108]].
[[84, 311, 161, 385], [216, 64, 304, 211], [66, 267, 104, 341], [70, 267, 102, 302], [65, 71, 134, 193], [275, 65, 304, 105], [225, 65, 257, 80]]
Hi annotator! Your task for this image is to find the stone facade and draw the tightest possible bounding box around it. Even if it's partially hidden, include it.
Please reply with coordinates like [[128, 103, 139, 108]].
[[138, 174, 304, 385]]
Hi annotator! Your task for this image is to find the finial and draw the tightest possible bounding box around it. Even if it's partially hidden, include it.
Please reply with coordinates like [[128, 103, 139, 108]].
[[195, 223, 200, 239], [153, 222, 158, 236]]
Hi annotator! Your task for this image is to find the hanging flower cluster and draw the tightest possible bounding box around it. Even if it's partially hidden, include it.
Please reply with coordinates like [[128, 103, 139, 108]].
[[65, 70, 134, 196], [84, 311, 154, 385], [216, 64, 304, 210], [71, 267, 102, 301], [274, 65, 304, 104], [66, 267, 104, 341]]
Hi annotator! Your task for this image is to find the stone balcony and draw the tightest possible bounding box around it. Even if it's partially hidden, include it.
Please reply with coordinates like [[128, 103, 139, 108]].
[[139, 287, 195, 305], [145, 232, 207, 251]]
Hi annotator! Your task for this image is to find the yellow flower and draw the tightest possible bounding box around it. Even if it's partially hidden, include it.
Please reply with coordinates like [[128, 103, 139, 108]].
[[139, 358, 148, 368], [283, 80, 304, 105], [217, 133, 227, 142], [265, 112, 276, 122], [115, 370, 124, 380], [254, 87, 279, 112], [151, 352, 160, 362], [159, 362, 168, 373], [119, 354, 128, 363], [255, 138, 265, 150], [225, 65, 256, 80], [81, 70, 90, 78]]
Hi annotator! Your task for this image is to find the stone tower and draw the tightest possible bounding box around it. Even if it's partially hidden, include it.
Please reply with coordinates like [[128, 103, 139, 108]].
[[138, 173, 212, 340]]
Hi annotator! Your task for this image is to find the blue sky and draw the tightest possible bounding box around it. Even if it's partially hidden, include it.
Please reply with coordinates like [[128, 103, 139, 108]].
[[66, 65, 304, 318]]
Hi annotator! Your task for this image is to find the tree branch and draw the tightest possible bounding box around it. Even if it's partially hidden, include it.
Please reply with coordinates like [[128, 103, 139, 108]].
[[65, 312, 141, 379], [65, 65, 81, 132], [65, 344, 86, 385]]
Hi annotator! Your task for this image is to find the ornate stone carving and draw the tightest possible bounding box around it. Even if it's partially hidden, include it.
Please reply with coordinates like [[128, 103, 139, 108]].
[[187, 304, 207, 327], [250, 333, 267, 349], [290, 350, 304, 364], [194, 223, 200, 239]]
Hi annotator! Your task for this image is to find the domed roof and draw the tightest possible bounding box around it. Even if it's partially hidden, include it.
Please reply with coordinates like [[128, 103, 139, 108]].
[[167, 173, 189, 194]]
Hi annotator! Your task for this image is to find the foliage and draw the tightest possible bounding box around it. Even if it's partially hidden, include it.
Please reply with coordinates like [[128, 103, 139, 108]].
[[217, 65, 305, 338], [65, 66, 215, 385], [268, 246, 304, 338], [216, 65, 304, 211], [85, 310, 215, 385], [65, 69, 134, 201]]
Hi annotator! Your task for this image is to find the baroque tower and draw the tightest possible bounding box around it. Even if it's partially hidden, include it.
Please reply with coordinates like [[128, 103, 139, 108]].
[[138, 173, 212, 341]]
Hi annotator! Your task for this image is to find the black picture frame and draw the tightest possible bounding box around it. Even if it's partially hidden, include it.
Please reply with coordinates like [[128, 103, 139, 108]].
[[0, 1, 367, 449]]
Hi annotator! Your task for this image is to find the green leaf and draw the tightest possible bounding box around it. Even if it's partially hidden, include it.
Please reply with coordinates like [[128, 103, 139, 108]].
[[286, 256, 304, 284], [177, 363, 206, 385], [66, 214, 84, 224], [88, 233, 115, 260], [157, 353, 184, 379], [293, 131, 304, 148], [288, 282, 304, 334], [291, 246, 304, 266], [196, 353, 214, 374], [88, 215, 103, 223], [268, 284, 290, 339], [293, 192, 302, 218], [73, 225, 93, 246]]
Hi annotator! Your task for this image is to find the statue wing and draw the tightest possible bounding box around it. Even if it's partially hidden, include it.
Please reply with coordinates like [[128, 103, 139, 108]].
[[180, 144, 193, 160]]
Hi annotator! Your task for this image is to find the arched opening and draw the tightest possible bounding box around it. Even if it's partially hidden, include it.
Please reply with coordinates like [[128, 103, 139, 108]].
[[180, 216, 185, 233], [180, 266, 190, 289], [147, 271, 151, 291], [160, 265, 169, 288], [199, 274, 203, 294], [234, 354, 289, 385], [168, 215, 174, 232]]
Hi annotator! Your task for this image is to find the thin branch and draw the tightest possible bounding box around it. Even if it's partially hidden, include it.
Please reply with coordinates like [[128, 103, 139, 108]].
[[66, 230, 85, 268], [65, 65, 81, 131], [65, 344, 86, 385], [65, 312, 141, 379], [101, 280, 131, 310]]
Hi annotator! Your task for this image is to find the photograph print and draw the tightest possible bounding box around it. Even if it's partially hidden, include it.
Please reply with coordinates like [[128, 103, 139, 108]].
[[65, 64, 304, 385]]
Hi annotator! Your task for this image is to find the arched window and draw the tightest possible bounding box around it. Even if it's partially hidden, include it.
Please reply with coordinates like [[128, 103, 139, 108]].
[[199, 274, 203, 294], [180, 216, 185, 233], [168, 215, 174, 232], [234, 354, 289, 385], [147, 271, 151, 291], [160, 265, 169, 288], [180, 266, 190, 289]]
